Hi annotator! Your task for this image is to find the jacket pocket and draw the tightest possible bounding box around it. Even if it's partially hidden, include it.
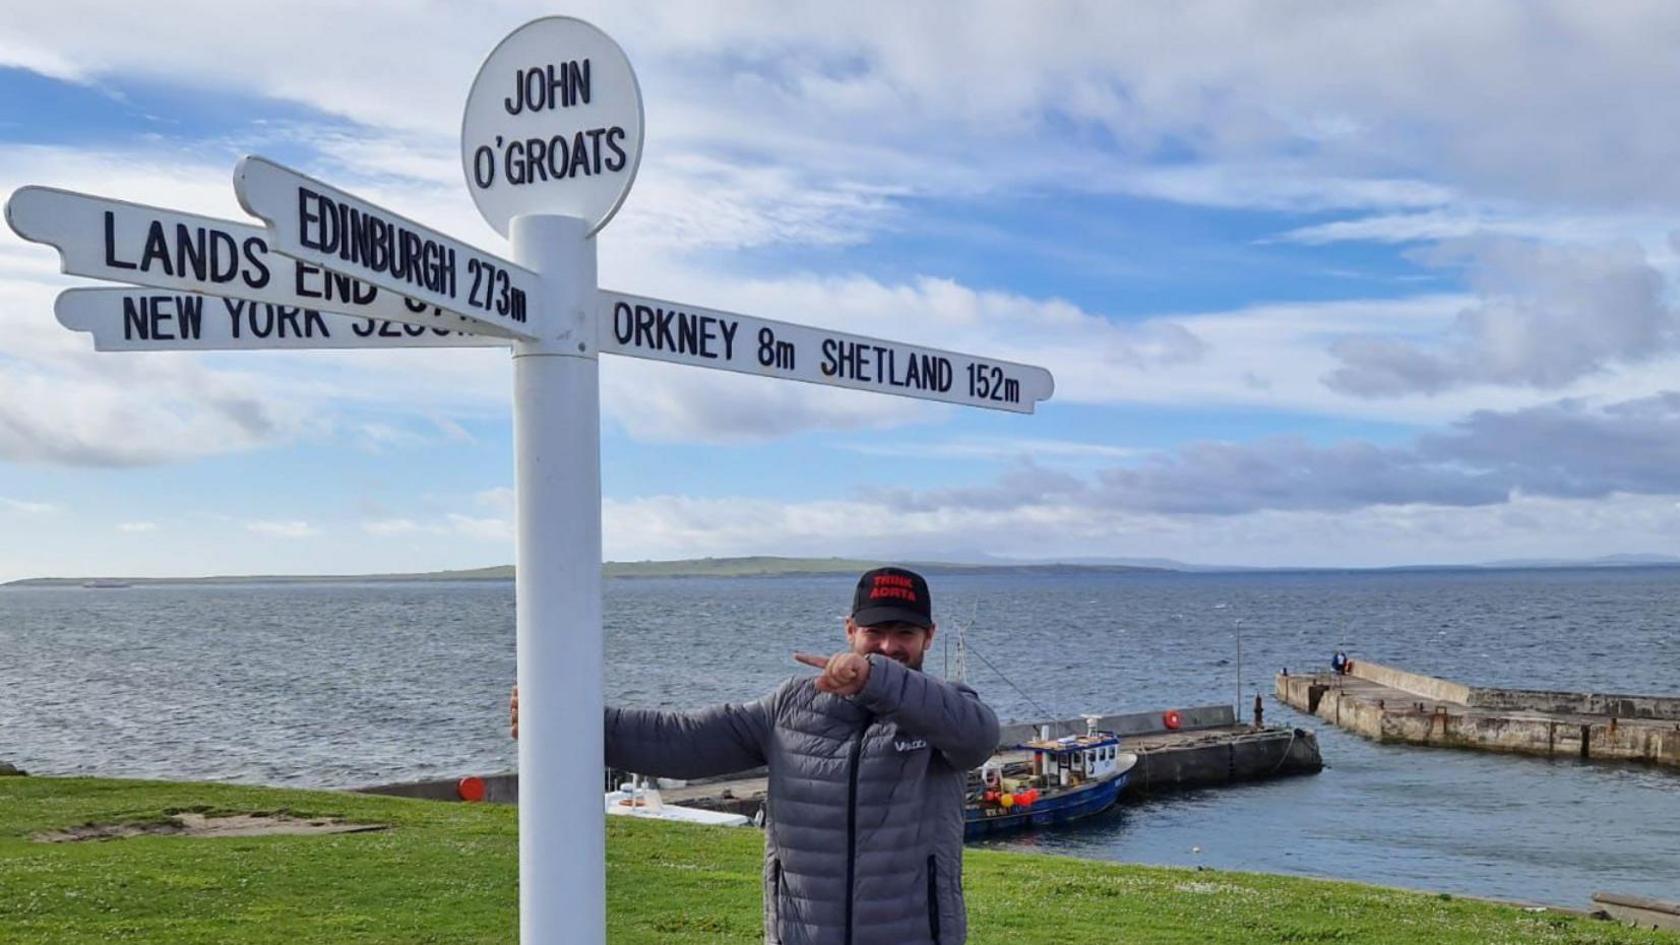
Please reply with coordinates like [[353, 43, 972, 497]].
[[926, 854, 941, 943]]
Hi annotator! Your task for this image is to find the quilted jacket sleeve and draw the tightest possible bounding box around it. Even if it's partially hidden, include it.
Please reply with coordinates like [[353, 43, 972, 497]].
[[854, 655, 1000, 770], [604, 693, 776, 779]]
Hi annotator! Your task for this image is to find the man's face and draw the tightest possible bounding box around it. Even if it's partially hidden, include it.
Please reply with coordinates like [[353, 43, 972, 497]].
[[846, 618, 937, 671]]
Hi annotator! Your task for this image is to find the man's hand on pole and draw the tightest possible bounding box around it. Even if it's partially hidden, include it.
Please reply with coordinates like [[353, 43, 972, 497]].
[[510, 684, 519, 740], [794, 651, 872, 696]]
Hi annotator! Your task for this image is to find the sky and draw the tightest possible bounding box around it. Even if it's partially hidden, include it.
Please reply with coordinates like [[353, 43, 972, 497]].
[[5, 1, 1680, 579]]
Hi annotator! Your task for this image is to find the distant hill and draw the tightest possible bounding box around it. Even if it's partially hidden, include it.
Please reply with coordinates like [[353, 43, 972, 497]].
[[2, 556, 1164, 587], [7, 552, 1678, 588]]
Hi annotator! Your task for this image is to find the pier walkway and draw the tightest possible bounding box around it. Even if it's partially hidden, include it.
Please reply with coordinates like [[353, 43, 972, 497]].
[[1277, 659, 1680, 769], [360, 705, 1323, 814]]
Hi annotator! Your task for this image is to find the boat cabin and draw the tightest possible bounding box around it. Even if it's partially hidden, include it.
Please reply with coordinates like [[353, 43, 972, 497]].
[[1021, 732, 1124, 787]]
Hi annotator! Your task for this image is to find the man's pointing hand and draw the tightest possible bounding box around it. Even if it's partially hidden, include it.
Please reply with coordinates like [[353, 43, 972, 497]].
[[794, 651, 872, 696]]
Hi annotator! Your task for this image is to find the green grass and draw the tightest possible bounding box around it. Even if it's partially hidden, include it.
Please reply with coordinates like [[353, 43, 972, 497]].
[[0, 777, 1669, 944]]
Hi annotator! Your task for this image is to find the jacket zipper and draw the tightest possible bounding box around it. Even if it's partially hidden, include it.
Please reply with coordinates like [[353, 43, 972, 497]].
[[926, 854, 940, 942], [845, 713, 872, 945]]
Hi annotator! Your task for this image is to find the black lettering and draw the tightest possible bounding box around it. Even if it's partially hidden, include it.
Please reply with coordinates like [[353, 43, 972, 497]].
[[104, 212, 137, 270], [298, 188, 322, 250], [576, 59, 591, 105], [277, 306, 303, 338], [352, 318, 377, 337], [587, 128, 606, 174], [613, 301, 633, 344], [295, 262, 322, 299], [241, 237, 270, 289], [249, 303, 274, 338], [209, 229, 237, 283], [378, 320, 403, 337], [122, 296, 148, 339], [569, 130, 591, 177], [304, 309, 329, 338], [718, 319, 738, 360], [506, 139, 526, 185], [821, 338, 839, 377], [527, 137, 549, 182], [678, 311, 698, 354], [655, 306, 676, 349], [140, 221, 172, 275], [603, 127, 627, 172], [547, 62, 567, 108], [224, 299, 245, 339], [176, 224, 207, 282], [505, 68, 526, 114], [177, 294, 203, 340], [364, 213, 385, 272], [404, 321, 425, 337], [549, 134, 569, 180], [698, 316, 718, 358], [634, 304, 656, 348], [148, 297, 173, 340], [526, 66, 545, 112]]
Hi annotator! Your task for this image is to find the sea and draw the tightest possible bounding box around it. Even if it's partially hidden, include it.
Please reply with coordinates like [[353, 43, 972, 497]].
[[2, 567, 1677, 908]]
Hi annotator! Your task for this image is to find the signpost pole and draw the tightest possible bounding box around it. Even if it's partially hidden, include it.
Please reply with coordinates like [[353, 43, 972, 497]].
[[510, 212, 604, 945]]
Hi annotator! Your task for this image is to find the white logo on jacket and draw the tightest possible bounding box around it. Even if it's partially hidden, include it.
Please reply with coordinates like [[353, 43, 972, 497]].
[[894, 737, 928, 752]]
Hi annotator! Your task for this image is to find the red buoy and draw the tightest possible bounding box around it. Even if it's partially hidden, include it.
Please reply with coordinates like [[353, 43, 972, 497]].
[[458, 775, 487, 802], [1163, 709, 1183, 731]]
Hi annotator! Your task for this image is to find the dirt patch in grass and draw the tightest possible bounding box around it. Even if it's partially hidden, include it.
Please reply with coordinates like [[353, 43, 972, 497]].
[[33, 811, 390, 843]]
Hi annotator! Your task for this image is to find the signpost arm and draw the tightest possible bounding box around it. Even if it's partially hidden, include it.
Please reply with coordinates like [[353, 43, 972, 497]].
[[511, 213, 604, 945]]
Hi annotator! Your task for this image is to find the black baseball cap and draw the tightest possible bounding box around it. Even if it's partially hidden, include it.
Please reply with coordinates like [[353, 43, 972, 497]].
[[851, 566, 933, 628]]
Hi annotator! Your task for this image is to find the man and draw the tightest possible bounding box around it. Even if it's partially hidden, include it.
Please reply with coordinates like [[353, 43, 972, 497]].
[[513, 566, 999, 945]]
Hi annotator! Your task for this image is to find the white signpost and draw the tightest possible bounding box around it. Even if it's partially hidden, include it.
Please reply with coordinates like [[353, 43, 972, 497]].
[[5, 187, 506, 338], [461, 16, 644, 236], [4, 15, 1055, 945], [599, 289, 1055, 413], [56, 287, 504, 351], [235, 156, 542, 340]]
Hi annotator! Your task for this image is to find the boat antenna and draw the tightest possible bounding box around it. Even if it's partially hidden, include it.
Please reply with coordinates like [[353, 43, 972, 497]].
[[954, 597, 1058, 720]]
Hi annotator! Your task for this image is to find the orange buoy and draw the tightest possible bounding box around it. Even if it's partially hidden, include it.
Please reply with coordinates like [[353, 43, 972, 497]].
[[458, 775, 487, 802], [1163, 709, 1183, 731]]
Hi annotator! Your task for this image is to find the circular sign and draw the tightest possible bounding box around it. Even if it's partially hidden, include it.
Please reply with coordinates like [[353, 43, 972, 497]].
[[461, 17, 644, 236]]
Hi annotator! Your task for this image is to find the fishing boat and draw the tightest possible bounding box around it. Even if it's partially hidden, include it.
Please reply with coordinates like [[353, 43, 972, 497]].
[[963, 719, 1137, 839], [605, 777, 751, 827]]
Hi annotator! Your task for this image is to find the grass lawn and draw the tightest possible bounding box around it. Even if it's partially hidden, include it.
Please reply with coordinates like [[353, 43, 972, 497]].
[[0, 776, 1670, 944]]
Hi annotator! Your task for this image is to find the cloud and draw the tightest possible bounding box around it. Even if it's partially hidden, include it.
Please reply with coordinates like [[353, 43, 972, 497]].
[[1325, 236, 1680, 397], [1, 497, 58, 513], [443, 513, 513, 542], [246, 520, 318, 538], [850, 392, 1680, 518], [116, 521, 157, 532], [363, 518, 424, 536], [844, 435, 1145, 462], [598, 482, 1680, 570], [14, 2, 1680, 222]]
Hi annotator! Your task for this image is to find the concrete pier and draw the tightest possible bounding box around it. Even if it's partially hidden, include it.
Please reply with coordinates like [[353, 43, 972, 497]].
[[1276, 659, 1680, 769], [358, 704, 1323, 815]]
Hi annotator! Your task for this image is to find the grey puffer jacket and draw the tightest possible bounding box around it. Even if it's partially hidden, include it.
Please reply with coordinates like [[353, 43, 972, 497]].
[[606, 654, 1000, 945]]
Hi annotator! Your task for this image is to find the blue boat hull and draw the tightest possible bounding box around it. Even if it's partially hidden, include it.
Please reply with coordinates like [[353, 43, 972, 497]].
[[963, 771, 1128, 840]]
